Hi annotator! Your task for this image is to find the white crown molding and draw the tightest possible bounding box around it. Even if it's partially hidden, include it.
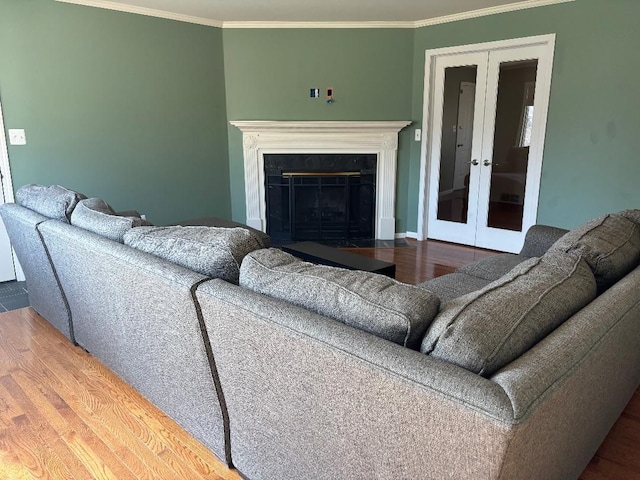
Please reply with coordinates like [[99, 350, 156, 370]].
[[54, 0, 224, 27], [414, 0, 575, 28], [222, 21, 416, 29], [56, 0, 574, 29]]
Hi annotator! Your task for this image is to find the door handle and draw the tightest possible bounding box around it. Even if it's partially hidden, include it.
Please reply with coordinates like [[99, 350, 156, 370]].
[[468, 159, 479, 166], [483, 159, 498, 166]]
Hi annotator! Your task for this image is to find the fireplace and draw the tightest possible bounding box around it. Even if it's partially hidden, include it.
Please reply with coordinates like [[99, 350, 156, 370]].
[[230, 120, 410, 240], [265, 154, 376, 244]]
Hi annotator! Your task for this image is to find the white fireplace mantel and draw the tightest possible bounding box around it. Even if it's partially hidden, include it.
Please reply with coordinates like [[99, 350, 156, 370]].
[[230, 120, 411, 240]]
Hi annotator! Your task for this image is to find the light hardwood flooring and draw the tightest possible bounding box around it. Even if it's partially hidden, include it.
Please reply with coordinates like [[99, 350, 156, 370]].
[[0, 307, 241, 480], [0, 238, 638, 479]]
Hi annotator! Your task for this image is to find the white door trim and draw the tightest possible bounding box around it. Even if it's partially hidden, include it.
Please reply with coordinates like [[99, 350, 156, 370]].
[[0, 101, 15, 204], [417, 34, 556, 244], [0, 98, 22, 281]]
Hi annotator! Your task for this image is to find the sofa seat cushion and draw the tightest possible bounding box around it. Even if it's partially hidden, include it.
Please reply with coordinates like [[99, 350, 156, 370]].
[[16, 184, 86, 223], [240, 248, 440, 349], [421, 253, 596, 377], [71, 198, 150, 243], [548, 212, 640, 292], [123, 225, 263, 284], [417, 273, 491, 304], [457, 253, 530, 282]]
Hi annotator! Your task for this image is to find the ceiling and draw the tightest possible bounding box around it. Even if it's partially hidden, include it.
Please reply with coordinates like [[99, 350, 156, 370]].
[[56, 0, 573, 27]]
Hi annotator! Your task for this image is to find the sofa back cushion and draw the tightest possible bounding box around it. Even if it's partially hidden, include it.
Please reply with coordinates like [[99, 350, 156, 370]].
[[548, 212, 640, 292], [240, 248, 440, 349], [71, 198, 150, 243], [16, 184, 85, 223], [618, 209, 640, 225], [457, 253, 529, 282], [177, 217, 271, 248], [518, 224, 570, 258], [417, 272, 492, 304], [123, 225, 263, 284], [421, 253, 596, 376]]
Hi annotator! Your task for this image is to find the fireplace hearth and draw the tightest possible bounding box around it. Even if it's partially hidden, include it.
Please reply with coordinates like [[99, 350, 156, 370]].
[[265, 154, 376, 245]]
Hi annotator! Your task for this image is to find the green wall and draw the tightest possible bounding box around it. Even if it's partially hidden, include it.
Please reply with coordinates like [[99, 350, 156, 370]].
[[2, 0, 639, 234], [408, 0, 640, 231], [0, 0, 230, 225], [224, 0, 640, 234], [222, 28, 415, 231]]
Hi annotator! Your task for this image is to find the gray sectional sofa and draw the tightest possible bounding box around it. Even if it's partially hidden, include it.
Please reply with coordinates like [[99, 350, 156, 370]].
[[2, 183, 640, 480]]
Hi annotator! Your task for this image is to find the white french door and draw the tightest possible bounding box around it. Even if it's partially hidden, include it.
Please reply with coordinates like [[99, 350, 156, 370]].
[[418, 35, 556, 253], [0, 99, 17, 282]]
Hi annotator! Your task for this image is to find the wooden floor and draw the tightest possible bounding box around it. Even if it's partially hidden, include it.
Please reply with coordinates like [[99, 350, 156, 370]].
[[343, 237, 497, 285], [0, 308, 242, 480], [0, 238, 638, 479]]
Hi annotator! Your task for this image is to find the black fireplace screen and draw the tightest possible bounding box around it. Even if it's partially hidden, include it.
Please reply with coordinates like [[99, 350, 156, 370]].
[[265, 154, 376, 245]]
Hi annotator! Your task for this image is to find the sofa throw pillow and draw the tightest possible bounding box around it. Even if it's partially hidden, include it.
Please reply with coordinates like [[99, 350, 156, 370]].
[[240, 248, 440, 349], [123, 225, 263, 284], [16, 184, 86, 223], [421, 253, 596, 377], [71, 198, 151, 243], [548, 212, 640, 292]]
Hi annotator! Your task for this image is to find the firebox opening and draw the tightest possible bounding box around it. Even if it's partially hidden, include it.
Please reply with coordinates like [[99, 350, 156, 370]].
[[265, 154, 377, 246]]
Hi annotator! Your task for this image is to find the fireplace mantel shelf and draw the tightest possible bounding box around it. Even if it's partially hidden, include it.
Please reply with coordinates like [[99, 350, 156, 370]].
[[231, 120, 411, 240], [230, 120, 411, 134]]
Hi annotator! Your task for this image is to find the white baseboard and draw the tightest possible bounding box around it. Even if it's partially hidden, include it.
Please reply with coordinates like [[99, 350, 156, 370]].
[[395, 231, 418, 240]]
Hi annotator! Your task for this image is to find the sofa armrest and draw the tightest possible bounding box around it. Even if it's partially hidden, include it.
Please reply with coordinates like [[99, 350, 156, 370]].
[[0, 204, 73, 341], [491, 265, 640, 480], [519, 224, 569, 257], [196, 279, 515, 480]]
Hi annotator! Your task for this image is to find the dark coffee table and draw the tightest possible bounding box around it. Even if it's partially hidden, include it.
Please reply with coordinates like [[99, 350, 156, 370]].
[[282, 241, 396, 278]]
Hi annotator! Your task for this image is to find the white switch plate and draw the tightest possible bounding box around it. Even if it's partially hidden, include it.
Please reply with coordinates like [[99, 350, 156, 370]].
[[414, 128, 421, 142], [8, 129, 27, 146]]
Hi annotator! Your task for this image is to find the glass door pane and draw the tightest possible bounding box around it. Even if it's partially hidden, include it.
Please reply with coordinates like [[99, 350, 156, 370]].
[[486, 60, 538, 232], [436, 66, 478, 224]]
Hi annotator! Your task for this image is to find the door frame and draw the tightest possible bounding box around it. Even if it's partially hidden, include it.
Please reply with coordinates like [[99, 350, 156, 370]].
[[416, 34, 556, 247], [0, 97, 21, 281]]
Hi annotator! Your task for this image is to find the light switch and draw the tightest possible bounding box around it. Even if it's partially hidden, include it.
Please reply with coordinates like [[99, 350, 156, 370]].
[[8, 129, 27, 146], [414, 129, 421, 142]]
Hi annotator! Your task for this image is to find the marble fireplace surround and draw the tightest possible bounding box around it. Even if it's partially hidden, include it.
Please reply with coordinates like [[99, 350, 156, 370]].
[[230, 120, 410, 240]]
